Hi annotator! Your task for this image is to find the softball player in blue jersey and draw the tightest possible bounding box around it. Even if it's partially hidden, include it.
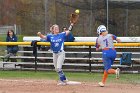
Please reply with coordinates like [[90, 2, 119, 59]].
[[95, 25, 121, 87], [37, 23, 74, 85]]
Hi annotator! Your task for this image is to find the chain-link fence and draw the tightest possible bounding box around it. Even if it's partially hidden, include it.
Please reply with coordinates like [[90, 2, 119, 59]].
[[0, 25, 16, 34], [0, 0, 139, 36], [108, 0, 140, 36]]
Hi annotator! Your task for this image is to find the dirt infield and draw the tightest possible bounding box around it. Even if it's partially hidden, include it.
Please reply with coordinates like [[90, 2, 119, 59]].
[[0, 79, 139, 93]]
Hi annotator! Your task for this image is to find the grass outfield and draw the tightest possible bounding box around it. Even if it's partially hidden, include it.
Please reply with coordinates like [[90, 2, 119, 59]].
[[0, 71, 139, 84]]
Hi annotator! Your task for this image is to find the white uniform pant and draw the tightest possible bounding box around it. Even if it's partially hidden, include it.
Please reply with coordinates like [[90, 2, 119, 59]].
[[53, 50, 65, 72]]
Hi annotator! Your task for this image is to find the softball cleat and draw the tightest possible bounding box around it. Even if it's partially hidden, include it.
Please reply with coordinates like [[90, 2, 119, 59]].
[[57, 81, 67, 86], [98, 82, 104, 87], [116, 68, 120, 79]]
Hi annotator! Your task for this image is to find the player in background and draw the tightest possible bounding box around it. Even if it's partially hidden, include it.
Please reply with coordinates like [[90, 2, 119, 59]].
[[4, 29, 19, 62], [62, 27, 75, 42], [95, 25, 121, 87], [37, 23, 74, 85]]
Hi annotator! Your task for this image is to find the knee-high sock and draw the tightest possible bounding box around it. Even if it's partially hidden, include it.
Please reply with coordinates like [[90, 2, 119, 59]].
[[58, 71, 66, 81], [108, 69, 116, 74], [102, 70, 108, 84]]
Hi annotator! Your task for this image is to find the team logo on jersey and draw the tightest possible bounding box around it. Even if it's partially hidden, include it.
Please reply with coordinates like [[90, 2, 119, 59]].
[[54, 43, 59, 47], [51, 38, 62, 43]]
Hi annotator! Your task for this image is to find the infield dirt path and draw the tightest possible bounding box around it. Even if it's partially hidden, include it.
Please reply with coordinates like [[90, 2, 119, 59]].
[[0, 79, 139, 93]]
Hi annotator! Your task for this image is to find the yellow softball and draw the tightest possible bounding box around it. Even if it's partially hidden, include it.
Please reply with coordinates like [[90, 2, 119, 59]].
[[75, 9, 80, 14]]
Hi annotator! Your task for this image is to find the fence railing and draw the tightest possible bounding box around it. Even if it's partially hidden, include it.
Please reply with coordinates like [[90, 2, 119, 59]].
[[0, 42, 140, 46]]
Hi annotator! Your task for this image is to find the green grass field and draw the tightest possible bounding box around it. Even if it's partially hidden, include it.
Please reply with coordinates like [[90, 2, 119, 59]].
[[0, 71, 139, 84]]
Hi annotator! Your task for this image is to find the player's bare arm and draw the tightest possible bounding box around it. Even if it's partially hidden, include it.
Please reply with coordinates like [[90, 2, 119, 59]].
[[116, 38, 121, 43], [96, 48, 100, 51], [37, 32, 46, 39]]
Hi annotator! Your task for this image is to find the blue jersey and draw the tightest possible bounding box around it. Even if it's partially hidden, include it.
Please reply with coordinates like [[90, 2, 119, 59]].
[[6, 35, 17, 42], [64, 32, 75, 42], [47, 32, 66, 53]]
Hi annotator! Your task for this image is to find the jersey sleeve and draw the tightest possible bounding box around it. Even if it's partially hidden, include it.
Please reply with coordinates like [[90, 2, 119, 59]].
[[112, 34, 117, 40], [61, 32, 66, 39], [46, 34, 51, 42], [95, 37, 100, 48], [6, 37, 9, 42]]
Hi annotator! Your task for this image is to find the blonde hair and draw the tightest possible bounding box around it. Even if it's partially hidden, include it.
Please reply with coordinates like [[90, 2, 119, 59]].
[[50, 24, 59, 34]]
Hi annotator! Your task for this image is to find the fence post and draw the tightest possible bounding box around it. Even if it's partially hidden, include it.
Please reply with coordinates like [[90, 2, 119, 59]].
[[14, 24, 17, 34], [34, 47, 37, 72], [31, 41, 38, 72], [89, 46, 92, 72]]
